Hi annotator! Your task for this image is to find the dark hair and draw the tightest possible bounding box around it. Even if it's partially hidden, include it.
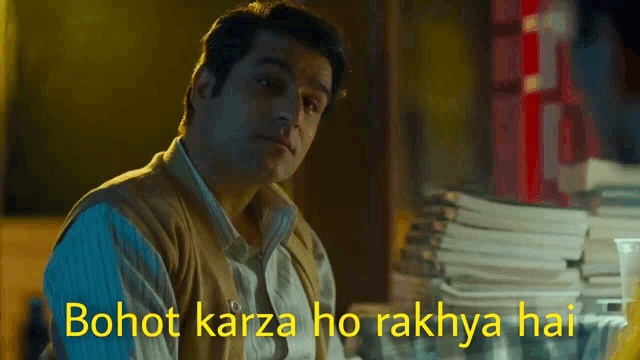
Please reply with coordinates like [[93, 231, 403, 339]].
[[178, 1, 349, 135]]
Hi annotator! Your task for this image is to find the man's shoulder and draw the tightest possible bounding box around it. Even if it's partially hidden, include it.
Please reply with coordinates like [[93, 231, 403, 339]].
[[64, 151, 188, 238], [52, 151, 189, 269], [96, 151, 171, 196], [84, 152, 180, 209]]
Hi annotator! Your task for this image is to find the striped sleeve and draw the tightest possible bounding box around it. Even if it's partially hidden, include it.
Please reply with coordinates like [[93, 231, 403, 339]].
[[311, 229, 363, 360], [43, 203, 179, 360]]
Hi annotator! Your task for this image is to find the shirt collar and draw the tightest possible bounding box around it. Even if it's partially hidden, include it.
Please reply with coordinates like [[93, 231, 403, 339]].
[[172, 137, 298, 258]]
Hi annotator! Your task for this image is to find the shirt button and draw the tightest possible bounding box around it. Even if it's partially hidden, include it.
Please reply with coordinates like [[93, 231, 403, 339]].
[[229, 300, 242, 314]]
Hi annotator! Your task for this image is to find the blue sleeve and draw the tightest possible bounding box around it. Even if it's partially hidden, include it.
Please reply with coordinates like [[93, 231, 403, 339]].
[[43, 203, 179, 360]]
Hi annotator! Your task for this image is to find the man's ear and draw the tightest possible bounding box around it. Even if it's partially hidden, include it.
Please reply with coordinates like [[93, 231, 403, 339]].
[[191, 67, 216, 110]]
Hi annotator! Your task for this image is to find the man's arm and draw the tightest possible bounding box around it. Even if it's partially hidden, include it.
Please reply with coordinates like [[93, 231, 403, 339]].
[[311, 229, 362, 360], [43, 203, 178, 359]]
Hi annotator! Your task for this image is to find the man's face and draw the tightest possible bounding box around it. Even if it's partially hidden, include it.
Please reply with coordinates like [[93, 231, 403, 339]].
[[190, 30, 333, 185]]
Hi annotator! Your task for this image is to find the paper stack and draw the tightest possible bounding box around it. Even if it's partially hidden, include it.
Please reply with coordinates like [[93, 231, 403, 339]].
[[558, 157, 640, 312], [393, 187, 588, 315]]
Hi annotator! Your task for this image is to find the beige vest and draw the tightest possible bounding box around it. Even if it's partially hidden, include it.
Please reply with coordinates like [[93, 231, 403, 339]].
[[43, 139, 327, 360]]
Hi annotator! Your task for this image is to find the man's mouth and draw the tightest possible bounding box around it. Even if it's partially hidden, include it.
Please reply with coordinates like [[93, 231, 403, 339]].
[[255, 135, 295, 154]]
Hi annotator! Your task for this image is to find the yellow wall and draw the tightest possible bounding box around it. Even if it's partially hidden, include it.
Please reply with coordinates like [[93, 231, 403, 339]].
[[6, 0, 241, 215], [0, 218, 63, 360], [401, 0, 491, 190], [392, 0, 491, 257], [1, 0, 18, 210]]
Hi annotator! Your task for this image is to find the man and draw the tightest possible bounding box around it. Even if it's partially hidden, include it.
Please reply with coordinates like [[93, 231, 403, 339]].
[[40, 2, 358, 359]]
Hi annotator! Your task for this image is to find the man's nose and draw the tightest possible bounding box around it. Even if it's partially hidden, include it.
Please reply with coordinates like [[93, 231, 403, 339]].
[[274, 94, 302, 130], [277, 113, 294, 127]]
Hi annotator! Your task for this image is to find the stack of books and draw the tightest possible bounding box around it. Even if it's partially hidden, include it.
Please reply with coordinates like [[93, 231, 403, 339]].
[[559, 158, 640, 312], [393, 187, 587, 314], [391, 221, 442, 310], [580, 214, 639, 305], [558, 157, 640, 195]]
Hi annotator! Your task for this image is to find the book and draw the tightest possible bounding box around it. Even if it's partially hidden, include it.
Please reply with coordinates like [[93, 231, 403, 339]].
[[450, 281, 581, 292], [588, 215, 640, 231], [575, 186, 640, 207], [410, 218, 448, 232], [570, 186, 640, 215], [584, 236, 618, 255], [437, 250, 567, 271], [418, 220, 585, 249], [403, 244, 438, 254], [584, 237, 617, 247], [423, 187, 588, 222], [558, 158, 640, 193], [392, 259, 441, 278], [588, 227, 640, 241], [588, 276, 621, 286], [433, 278, 580, 301], [400, 247, 437, 262], [420, 205, 457, 219], [583, 250, 620, 265], [422, 205, 588, 236], [581, 285, 622, 298], [443, 264, 580, 285], [581, 263, 620, 277], [596, 206, 640, 218], [404, 230, 443, 247], [438, 234, 582, 261]]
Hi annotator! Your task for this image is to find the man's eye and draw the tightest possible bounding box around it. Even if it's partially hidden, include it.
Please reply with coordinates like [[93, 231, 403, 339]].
[[257, 79, 272, 87], [255, 77, 286, 94], [304, 98, 319, 114]]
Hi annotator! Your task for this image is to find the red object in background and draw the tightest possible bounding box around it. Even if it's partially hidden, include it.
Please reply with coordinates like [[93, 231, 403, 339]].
[[520, 1, 541, 203], [522, 33, 539, 75], [521, 0, 539, 16], [521, 30, 541, 202], [522, 93, 541, 202], [491, 0, 600, 206], [559, 114, 574, 164]]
